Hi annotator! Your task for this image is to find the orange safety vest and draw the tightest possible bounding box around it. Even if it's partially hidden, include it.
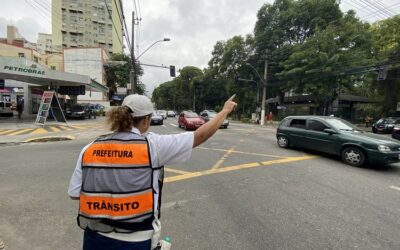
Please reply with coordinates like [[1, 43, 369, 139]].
[[77, 133, 163, 233]]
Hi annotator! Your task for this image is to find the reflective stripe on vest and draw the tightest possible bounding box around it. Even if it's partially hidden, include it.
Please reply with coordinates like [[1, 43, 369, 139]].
[[79, 189, 154, 220], [78, 133, 157, 233]]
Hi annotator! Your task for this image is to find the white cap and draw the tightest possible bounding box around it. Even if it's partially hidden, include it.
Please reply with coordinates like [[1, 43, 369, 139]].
[[122, 94, 153, 117]]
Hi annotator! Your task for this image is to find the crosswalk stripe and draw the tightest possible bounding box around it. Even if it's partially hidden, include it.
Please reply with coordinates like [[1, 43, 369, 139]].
[[59, 125, 73, 131], [7, 128, 34, 136], [31, 128, 48, 134], [0, 129, 13, 135], [48, 126, 61, 132]]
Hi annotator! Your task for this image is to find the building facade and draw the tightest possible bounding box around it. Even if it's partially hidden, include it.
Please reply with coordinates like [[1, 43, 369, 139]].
[[63, 47, 109, 104], [52, 0, 124, 55], [37, 33, 53, 54]]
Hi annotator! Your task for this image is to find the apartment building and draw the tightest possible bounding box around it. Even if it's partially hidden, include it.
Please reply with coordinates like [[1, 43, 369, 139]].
[[37, 33, 53, 54], [52, 0, 124, 55]]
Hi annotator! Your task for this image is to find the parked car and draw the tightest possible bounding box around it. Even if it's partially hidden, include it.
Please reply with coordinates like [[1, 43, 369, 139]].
[[150, 112, 164, 125], [200, 110, 229, 128], [372, 117, 400, 133], [93, 104, 106, 116], [178, 111, 205, 130], [66, 104, 96, 119], [277, 116, 400, 166], [392, 125, 400, 140], [157, 110, 167, 119], [167, 110, 176, 117]]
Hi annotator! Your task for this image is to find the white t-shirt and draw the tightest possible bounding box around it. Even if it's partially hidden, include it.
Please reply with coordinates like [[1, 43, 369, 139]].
[[68, 127, 194, 242]]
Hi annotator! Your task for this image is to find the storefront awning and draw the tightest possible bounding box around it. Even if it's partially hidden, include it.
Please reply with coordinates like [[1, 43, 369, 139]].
[[88, 79, 109, 93], [0, 57, 108, 93]]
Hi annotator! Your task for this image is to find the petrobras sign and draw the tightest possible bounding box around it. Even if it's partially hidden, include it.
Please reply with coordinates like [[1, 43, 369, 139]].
[[3, 65, 45, 75]]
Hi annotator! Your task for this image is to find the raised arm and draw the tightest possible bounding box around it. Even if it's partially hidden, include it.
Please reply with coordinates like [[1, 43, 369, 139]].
[[193, 95, 237, 148]]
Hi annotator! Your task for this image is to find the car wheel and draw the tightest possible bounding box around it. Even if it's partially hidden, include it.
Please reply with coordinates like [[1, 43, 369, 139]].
[[277, 135, 289, 148], [341, 147, 365, 167], [372, 128, 377, 133]]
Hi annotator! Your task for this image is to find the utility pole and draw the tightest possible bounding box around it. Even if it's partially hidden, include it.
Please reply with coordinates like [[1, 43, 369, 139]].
[[130, 11, 137, 94], [260, 50, 268, 126]]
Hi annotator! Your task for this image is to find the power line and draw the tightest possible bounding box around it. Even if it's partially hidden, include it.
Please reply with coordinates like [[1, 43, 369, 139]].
[[24, 0, 51, 24], [365, 0, 394, 16], [359, 2, 400, 19]]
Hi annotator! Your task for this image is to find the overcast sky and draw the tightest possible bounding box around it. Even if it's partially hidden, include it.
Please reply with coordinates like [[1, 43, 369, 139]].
[[0, 0, 399, 95]]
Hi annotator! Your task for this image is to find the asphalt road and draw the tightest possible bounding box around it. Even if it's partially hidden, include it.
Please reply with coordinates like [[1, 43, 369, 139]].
[[0, 118, 400, 249]]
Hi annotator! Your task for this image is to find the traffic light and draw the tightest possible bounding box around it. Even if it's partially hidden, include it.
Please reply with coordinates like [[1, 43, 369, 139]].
[[169, 65, 176, 77]]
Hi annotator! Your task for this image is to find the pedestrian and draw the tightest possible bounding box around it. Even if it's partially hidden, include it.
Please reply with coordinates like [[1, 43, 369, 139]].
[[16, 98, 24, 119], [268, 112, 273, 125], [365, 116, 371, 128], [68, 94, 237, 250]]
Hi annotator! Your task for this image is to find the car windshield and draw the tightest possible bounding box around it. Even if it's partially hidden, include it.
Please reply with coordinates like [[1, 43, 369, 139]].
[[326, 118, 361, 132], [208, 113, 217, 118], [186, 113, 199, 118]]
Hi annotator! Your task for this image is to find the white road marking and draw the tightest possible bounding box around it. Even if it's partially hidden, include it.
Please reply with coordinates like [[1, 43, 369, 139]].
[[389, 185, 400, 191], [162, 125, 167, 127], [169, 123, 177, 127]]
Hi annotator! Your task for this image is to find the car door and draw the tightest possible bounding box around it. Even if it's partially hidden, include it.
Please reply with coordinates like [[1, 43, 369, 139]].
[[304, 119, 338, 154], [285, 118, 308, 148]]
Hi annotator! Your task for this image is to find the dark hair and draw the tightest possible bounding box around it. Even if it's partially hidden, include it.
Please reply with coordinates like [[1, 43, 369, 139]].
[[107, 106, 150, 132]]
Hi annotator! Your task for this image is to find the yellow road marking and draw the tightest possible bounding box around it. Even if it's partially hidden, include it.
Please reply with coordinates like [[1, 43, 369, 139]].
[[197, 146, 285, 158], [70, 125, 85, 129], [0, 129, 12, 135], [164, 155, 317, 183], [164, 167, 192, 175], [7, 128, 33, 136], [59, 125, 73, 131], [48, 126, 61, 132], [212, 147, 236, 170], [31, 128, 48, 134]]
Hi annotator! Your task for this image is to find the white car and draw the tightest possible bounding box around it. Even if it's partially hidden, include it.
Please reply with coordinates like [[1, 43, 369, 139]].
[[167, 110, 176, 117], [157, 110, 167, 119]]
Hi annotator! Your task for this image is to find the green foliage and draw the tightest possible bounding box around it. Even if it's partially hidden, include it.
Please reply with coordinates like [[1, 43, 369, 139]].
[[152, 0, 399, 118], [104, 53, 145, 96]]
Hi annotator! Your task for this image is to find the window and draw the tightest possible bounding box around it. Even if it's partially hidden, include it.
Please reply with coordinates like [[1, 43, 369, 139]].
[[308, 120, 328, 132], [34, 56, 39, 63], [289, 119, 306, 129], [18, 53, 25, 58], [51, 66, 56, 70]]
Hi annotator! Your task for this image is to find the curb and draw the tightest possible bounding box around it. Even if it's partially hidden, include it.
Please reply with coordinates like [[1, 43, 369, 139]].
[[22, 135, 75, 143]]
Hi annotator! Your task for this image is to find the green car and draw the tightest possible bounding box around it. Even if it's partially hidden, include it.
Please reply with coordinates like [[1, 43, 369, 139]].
[[276, 116, 400, 166]]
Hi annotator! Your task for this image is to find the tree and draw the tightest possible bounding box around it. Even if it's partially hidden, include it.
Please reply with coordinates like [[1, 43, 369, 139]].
[[370, 15, 400, 115], [104, 53, 145, 97], [277, 11, 373, 114]]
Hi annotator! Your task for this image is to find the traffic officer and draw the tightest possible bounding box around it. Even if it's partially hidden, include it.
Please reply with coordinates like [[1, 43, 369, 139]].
[[68, 94, 237, 250]]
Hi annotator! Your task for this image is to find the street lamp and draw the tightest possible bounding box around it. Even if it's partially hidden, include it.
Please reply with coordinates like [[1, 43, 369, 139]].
[[136, 38, 171, 60], [246, 63, 267, 126], [130, 38, 170, 94]]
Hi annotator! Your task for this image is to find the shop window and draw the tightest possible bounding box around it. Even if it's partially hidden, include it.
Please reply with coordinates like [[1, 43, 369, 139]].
[[18, 53, 25, 58]]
